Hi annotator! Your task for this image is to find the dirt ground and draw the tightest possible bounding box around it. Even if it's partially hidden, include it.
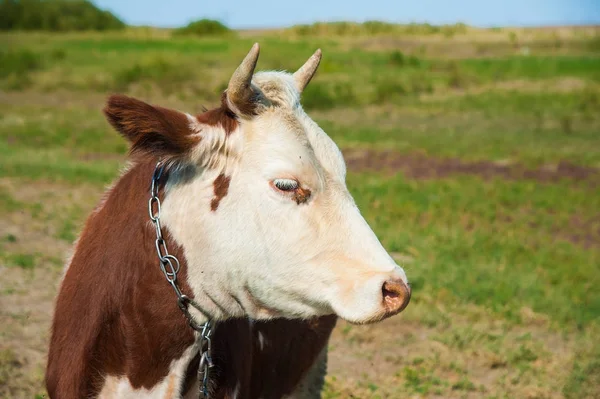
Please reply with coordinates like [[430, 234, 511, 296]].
[[343, 149, 600, 185]]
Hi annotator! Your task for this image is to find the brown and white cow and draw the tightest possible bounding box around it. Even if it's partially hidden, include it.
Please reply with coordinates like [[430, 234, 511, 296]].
[[46, 44, 411, 398]]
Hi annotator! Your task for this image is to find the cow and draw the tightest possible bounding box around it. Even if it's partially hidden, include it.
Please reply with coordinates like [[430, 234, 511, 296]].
[[46, 43, 411, 399]]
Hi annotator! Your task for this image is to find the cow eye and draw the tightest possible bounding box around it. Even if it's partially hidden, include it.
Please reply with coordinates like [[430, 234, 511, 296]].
[[273, 178, 299, 192]]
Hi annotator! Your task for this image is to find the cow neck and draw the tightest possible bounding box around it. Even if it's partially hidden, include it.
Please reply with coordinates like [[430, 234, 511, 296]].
[[149, 159, 215, 398]]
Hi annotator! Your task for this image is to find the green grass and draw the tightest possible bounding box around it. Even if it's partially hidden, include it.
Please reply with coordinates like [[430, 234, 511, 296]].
[[1, 33, 598, 99], [2, 234, 17, 243], [5, 253, 36, 269], [457, 56, 600, 82], [0, 187, 23, 212], [0, 49, 44, 78], [0, 103, 124, 183], [563, 331, 600, 398], [349, 173, 599, 327], [315, 90, 600, 166]]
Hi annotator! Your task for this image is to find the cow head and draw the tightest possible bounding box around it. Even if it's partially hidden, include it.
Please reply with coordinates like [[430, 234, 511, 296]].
[[103, 44, 410, 324]]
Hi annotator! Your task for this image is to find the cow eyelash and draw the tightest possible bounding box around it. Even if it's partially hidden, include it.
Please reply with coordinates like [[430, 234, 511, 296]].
[[272, 178, 299, 192]]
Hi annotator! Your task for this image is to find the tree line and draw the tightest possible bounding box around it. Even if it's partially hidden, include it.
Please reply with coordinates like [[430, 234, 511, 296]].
[[0, 0, 125, 31]]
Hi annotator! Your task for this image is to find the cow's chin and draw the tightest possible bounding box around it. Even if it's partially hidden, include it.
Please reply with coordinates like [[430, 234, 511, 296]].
[[339, 309, 399, 325], [247, 301, 334, 322], [229, 287, 327, 321], [328, 291, 406, 325], [242, 297, 388, 325], [235, 299, 394, 325], [332, 296, 411, 325], [328, 304, 385, 325]]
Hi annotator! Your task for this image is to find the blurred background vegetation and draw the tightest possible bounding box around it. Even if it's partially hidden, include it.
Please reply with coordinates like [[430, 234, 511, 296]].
[[0, 0, 599, 398], [0, 0, 125, 31]]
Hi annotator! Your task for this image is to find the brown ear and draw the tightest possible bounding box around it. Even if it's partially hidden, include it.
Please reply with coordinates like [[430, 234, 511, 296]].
[[103, 94, 198, 158]]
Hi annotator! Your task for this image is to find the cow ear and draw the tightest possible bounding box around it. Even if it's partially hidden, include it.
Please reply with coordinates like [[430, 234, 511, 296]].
[[103, 94, 198, 159]]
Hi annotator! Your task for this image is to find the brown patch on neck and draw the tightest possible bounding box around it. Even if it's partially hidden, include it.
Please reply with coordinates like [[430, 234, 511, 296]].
[[210, 173, 231, 211], [181, 316, 337, 398], [196, 93, 239, 135], [248, 316, 338, 397], [46, 159, 196, 397], [292, 187, 312, 205]]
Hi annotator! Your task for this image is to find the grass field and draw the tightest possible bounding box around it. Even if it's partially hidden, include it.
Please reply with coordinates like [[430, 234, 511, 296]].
[[0, 25, 599, 398]]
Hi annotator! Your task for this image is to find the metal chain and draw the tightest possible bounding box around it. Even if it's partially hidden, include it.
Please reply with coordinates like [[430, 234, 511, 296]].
[[148, 161, 214, 398]]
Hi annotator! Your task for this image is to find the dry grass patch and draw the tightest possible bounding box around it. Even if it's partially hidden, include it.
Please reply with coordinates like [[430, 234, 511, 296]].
[[0, 178, 103, 398], [325, 298, 579, 398]]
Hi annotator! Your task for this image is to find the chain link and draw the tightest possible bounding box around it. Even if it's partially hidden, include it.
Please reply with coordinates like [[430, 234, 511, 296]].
[[148, 161, 214, 398]]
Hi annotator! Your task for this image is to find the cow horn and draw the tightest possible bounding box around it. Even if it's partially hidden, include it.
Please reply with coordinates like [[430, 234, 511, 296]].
[[227, 43, 260, 114], [293, 49, 322, 93]]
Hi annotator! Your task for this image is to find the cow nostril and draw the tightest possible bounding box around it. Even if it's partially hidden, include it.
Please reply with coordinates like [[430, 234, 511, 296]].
[[382, 285, 399, 299], [382, 279, 411, 314]]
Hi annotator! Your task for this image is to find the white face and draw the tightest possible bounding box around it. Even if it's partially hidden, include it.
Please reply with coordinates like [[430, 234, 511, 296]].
[[161, 72, 410, 324]]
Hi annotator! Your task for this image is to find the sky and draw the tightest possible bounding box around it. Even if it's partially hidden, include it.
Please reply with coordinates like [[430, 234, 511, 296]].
[[93, 0, 600, 29]]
